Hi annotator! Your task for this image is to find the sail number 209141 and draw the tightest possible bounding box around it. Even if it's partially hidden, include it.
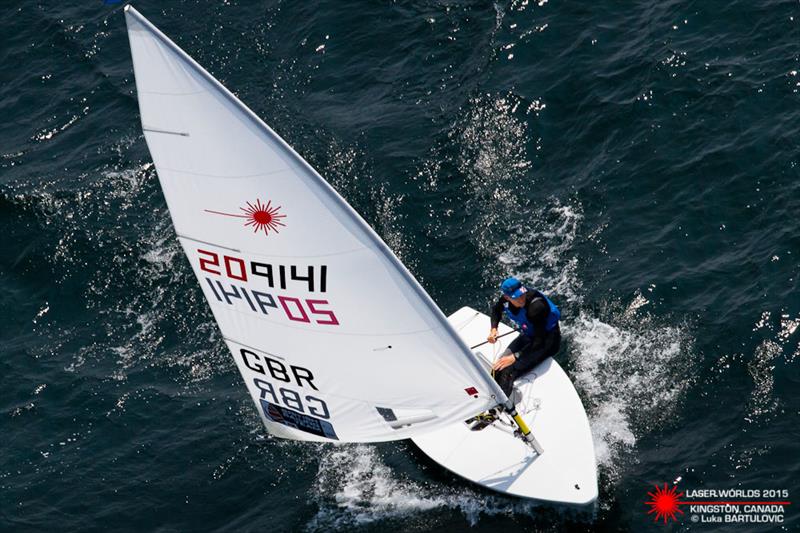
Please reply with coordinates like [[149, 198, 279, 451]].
[[196, 249, 339, 326]]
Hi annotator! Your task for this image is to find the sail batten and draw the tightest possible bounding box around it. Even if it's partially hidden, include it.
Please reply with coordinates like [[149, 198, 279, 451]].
[[125, 5, 506, 443]]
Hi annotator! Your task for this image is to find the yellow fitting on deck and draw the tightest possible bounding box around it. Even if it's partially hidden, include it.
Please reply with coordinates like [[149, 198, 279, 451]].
[[512, 413, 531, 435]]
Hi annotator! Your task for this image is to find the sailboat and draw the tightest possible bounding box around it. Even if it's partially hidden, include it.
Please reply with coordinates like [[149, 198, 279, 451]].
[[124, 5, 597, 505]]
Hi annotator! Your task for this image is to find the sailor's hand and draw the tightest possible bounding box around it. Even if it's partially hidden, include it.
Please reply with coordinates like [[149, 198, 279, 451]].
[[487, 328, 498, 344], [492, 355, 515, 371]]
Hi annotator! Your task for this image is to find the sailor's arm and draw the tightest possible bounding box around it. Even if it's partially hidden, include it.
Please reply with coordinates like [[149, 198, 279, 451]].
[[492, 352, 516, 371], [488, 298, 504, 343]]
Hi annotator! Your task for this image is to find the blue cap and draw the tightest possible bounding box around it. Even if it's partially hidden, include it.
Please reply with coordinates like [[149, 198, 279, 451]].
[[501, 277, 526, 298]]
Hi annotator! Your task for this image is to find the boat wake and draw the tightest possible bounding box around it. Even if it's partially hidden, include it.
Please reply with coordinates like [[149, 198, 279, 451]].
[[307, 444, 542, 531], [569, 305, 697, 488]]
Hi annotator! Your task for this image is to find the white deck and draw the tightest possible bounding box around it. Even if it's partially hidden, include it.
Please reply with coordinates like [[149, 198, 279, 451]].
[[411, 307, 598, 505]]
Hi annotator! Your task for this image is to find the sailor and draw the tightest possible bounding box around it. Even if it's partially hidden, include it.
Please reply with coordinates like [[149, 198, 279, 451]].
[[468, 277, 562, 431], [488, 277, 561, 399]]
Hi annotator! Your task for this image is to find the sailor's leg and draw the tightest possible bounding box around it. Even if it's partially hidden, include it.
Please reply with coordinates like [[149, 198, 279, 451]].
[[492, 334, 531, 397], [493, 364, 520, 397]]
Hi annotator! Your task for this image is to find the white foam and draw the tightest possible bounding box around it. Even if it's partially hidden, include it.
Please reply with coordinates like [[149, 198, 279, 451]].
[[307, 444, 544, 530], [140, 214, 184, 283], [456, 94, 532, 204], [569, 310, 696, 483], [744, 310, 798, 421], [744, 339, 781, 422], [497, 200, 584, 302]]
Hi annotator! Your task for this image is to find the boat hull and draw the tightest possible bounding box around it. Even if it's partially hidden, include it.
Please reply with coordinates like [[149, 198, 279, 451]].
[[411, 307, 598, 505]]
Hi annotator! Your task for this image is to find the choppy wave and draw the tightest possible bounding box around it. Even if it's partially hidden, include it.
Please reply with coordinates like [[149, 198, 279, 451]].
[[307, 444, 549, 531], [455, 93, 536, 260], [497, 200, 584, 303], [743, 310, 799, 423], [3, 144, 231, 391], [569, 304, 697, 484]]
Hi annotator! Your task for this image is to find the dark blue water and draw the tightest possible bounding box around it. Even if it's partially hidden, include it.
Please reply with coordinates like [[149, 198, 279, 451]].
[[2, 1, 799, 531]]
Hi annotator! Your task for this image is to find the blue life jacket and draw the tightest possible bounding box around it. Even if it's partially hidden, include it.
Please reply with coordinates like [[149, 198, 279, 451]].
[[503, 289, 561, 337]]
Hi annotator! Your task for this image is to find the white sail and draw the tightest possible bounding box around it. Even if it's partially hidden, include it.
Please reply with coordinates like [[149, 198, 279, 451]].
[[124, 6, 506, 442]]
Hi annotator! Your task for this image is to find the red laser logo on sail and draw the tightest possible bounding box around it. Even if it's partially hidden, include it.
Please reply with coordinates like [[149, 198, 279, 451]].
[[645, 484, 684, 523], [205, 199, 286, 236]]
